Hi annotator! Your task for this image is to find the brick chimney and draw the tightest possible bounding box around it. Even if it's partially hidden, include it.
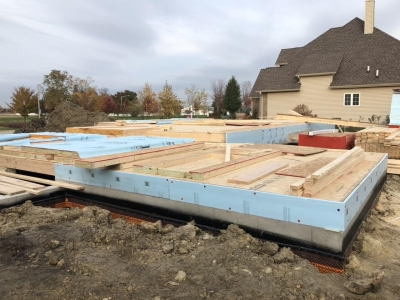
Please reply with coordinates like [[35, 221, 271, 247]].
[[364, 0, 375, 34]]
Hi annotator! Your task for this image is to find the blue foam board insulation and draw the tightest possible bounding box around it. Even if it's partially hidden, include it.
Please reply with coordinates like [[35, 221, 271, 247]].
[[55, 154, 387, 233], [0, 133, 107, 147], [0, 133, 30, 142], [226, 123, 334, 144], [23, 136, 195, 158]]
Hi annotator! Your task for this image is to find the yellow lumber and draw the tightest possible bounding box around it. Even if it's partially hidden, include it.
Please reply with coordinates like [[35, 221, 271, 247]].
[[384, 130, 400, 142], [75, 142, 205, 169], [0, 171, 84, 190], [303, 154, 365, 197], [0, 155, 55, 176], [290, 178, 306, 190], [275, 114, 387, 128], [310, 147, 364, 180], [190, 150, 282, 180], [1, 182, 42, 195], [228, 162, 288, 185], [0, 175, 45, 190], [0, 184, 25, 195]]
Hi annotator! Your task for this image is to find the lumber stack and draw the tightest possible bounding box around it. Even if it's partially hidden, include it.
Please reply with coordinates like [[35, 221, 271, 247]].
[[0, 173, 47, 195], [355, 128, 400, 159], [388, 159, 400, 175], [290, 147, 365, 197]]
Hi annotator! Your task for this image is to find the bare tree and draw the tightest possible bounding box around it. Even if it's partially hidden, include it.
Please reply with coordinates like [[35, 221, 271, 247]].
[[185, 85, 209, 114], [241, 81, 252, 109], [210, 79, 225, 114]]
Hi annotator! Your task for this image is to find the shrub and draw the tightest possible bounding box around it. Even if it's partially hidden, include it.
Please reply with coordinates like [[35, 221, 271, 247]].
[[293, 104, 317, 117]]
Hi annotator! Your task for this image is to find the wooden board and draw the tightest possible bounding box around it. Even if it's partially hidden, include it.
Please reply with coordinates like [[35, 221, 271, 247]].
[[276, 114, 388, 128], [1, 182, 42, 195], [311, 147, 363, 180], [66, 126, 152, 136], [275, 157, 336, 178], [228, 162, 289, 184], [75, 142, 205, 169], [0, 155, 55, 175], [147, 130, 226, 143], [303, 154, 365, 197], [0, 184, 25, 195], [0, 175, 46, 190], [249, 144, 327, 156], [225, 122, 270, 126], [190, 150, 282, 180], [0, 171, 84, 190]]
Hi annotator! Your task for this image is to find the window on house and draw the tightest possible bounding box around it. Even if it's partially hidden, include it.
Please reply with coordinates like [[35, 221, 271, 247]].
[[344, 93, 360, 106]]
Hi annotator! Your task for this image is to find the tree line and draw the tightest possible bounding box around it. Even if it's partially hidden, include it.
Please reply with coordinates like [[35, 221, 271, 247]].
[[6, 69, 253, 120]]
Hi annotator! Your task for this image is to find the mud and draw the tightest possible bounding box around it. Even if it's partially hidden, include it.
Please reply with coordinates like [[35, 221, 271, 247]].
[[0, 175, 399, 300]]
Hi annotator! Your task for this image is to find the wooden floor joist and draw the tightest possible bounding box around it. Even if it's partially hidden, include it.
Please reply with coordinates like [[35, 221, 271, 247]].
[[0, 171, 84, 190], [0, 184, 25, 195], [0, 155, 55, 176], [228, 161, 289, 185], [311, 147, 363, 180], [189, 150, 282, 180], [276, 114, 388, 128], [75, 142, 206, 169], [1, 182, 42, 195], [0, 175, 46, 190], [303, 153, 365, 197]]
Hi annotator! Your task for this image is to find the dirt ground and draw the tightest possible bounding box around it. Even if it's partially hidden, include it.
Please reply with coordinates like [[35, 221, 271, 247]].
[[0, 175, 399, 300], [17, 101, 113, 133]]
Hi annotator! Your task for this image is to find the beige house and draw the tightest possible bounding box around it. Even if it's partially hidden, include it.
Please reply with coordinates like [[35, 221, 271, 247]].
[[251, 0, 400, 122]]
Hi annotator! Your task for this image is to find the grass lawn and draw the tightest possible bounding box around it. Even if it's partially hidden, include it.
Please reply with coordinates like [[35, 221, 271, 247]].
[[0, 114, 38, 129]]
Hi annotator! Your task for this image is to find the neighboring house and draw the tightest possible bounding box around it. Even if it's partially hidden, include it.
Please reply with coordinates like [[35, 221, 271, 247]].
[[250, 0, 400, 122]]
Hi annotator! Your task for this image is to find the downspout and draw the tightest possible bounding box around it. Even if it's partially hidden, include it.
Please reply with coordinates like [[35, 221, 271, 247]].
[[259, 92, 263, 120]]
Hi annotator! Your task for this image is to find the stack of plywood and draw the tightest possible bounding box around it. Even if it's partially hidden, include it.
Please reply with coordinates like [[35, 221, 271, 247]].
[[290, 147, 365, 197], [355, 128, 400, 159]]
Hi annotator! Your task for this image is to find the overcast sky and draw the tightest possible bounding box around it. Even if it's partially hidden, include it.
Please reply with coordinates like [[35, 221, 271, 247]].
[[1, 0, 399, 107]]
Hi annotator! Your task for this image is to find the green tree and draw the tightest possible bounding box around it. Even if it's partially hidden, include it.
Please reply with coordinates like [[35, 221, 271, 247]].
[[130, 103, 143, 117], [42, 70, 74, 112], [223, 76, 241, 119], [7, 86, 38, 123], [138, 83, 158, 115], [158, 81, 181, 118], [112, 90, 138, 115], [185, 85, 209, 115]]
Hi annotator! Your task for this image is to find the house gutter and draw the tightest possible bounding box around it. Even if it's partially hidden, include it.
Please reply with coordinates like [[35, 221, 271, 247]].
[[330, 83, 400, 89], [296, 72, 336, 77], [256, 89, 300, 93]]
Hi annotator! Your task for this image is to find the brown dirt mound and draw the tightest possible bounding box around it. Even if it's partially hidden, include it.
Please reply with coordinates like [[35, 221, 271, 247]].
[[16, 101, 114, 133], [43, 101, 113, 132]]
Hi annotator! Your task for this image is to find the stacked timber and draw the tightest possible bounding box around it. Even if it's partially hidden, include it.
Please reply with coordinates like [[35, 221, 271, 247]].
[[388, 159, 400, 175], [355, 128, 400, 159], [290, 147, 365, 197]]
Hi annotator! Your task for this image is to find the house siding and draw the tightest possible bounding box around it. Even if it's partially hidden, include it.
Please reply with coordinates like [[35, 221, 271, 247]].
[[266, 75, 397, 121]]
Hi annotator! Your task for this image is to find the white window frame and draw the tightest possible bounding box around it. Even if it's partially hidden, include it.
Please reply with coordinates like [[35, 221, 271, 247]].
[[343, 93, 360, 106]]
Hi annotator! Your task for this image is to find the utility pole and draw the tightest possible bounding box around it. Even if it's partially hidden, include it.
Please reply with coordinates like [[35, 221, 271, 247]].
[[37, 84, 42, 118]]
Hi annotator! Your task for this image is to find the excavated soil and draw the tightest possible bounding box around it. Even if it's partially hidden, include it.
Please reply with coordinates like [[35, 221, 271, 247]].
[[0, 175, 399, 300], [18, 101, 113, 133]]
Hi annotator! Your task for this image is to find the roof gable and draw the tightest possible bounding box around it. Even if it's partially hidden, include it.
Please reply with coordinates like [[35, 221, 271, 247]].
[[251, 17, 400, 97]]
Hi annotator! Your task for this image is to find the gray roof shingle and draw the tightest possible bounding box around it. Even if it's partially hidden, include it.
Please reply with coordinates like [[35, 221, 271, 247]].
[[251, 18, 400, 97]]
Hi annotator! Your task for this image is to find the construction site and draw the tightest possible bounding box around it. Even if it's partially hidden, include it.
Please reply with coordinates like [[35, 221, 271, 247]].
[[0, 102, 399, 299]]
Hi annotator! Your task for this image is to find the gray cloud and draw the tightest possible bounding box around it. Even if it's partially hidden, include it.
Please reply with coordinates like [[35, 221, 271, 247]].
[[0, 0, 399, 107]]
